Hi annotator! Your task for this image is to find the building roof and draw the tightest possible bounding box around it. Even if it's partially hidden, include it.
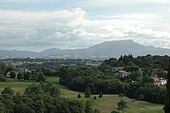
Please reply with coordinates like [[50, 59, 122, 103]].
[[119, 70, 129, 74]]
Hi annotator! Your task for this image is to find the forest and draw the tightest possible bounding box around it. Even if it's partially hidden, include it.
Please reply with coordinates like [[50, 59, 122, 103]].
[[0, 54, 169, 113]]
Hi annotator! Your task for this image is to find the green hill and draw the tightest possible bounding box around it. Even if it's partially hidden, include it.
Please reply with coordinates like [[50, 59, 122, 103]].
[[0, 77, 164, 113]]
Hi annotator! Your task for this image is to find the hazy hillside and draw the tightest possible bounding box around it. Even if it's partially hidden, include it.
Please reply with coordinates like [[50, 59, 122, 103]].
[[0, 50, 39, 58], [40, 40, 170, 59], [1, 40, 170, 59]]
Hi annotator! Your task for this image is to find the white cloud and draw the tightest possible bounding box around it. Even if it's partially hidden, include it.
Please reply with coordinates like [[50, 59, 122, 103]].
[[0, 0, 53, 3], [0, 9, 170, 51], [76, 0, 170, 8]]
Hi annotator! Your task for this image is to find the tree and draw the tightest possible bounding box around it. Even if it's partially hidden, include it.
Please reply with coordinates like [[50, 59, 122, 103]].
[[37, 72, 46, 82], [119, 94, 124, 99], [99, 92, 103, 98], [85, 101, 93, 113], [0, 77, 7, 82], [17, 72, 23, 80], [4, 67, 13, 76], [14, 104, 35, 113], [0, 102, 5, 113], [138, 94, 144, 100], [24, 84, 44, 95], [94, 96, 97, 100], [117, 99, 128, 113], [49, 86, 61, 97], [164, 59, 170, 113], [10, 71, 16, 79], [94, 109, 100, 113], [34, 100, 45, 113], [77, 94, 81, 98], [24, 72, 31, 80], [111, 110, 120, 113], [127, 70, 143, 82], [85, 87, 92, 98], [1, 87, 14, 95]]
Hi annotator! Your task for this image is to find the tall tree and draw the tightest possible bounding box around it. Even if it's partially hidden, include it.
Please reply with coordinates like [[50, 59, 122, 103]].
[[10, 71, 16, 79], [85, 87, 92, 98], [117, 99, 128, 113], [164, 59, 170, 113], [85, 101, 93, 113]]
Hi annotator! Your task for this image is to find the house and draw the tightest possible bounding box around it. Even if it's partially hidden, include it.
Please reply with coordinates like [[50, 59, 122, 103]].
[[115, 70, 130, 77], [113, 67, 130, 77], [151, 76, 167, 86]]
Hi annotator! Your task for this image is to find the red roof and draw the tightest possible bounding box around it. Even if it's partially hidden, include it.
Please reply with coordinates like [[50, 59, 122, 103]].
[[119, 70, 129, 74]]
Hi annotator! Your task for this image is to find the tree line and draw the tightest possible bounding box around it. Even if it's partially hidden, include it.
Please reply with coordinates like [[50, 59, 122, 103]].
[[58, 55, 167, 104], [0, 83, 98, 113]]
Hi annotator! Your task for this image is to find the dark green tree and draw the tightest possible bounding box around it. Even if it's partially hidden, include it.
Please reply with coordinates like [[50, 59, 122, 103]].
[[77, 94, 81, 98], [1, 87, 14, 95], [14, 104, 35, 113], [0, 102, 5, 113], [17, 72, 23, 80], [37, 72, 46, 82], [10, 71, 16, 79], [24, 72, 31, 80], [119, 94, 124, 99], [24, 84, 44, 95], [4, 67, 13, 76], [117, 99, 128, 113], [85, 87, 92, 98], [164, 59, 170, 113], [94, 96, 97, 100], [111, 110, 120, 113], [49, 86, 61, 97], [34, 100, 45, 113], [138, 94, 144, 100], [94, 109, 100, 113], [99, 92, 103, 98], [85, 101, 93, 113]]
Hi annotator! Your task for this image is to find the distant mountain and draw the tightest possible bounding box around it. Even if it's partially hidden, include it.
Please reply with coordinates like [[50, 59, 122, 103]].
[[1, 40, 170, 59], [0, 50, 39, 58], [40, 40, 170, 59]]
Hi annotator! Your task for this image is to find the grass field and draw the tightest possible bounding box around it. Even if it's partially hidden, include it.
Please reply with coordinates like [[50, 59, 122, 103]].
[[0, 77, 164, 113], [0, 81, 36, 93]]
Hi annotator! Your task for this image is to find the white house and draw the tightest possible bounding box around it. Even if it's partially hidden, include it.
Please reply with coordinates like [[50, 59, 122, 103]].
[[151, 77, 167, 86], [115, 70, 130, 77]]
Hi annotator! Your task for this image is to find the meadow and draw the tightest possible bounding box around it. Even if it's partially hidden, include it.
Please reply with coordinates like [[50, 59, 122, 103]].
[[0, 77, 164, 113]]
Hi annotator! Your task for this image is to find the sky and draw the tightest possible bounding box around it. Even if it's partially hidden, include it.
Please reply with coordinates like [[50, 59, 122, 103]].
[[0, 0, 170, 52]]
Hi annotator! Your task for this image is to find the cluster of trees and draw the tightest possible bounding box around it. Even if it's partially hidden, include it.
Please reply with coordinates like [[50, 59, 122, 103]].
[[0, 64, 46, 82], [0, 83, 98, 113], [59, 66, 166, 104], [100, 55, 169, 78], [2, 58, 91, 69], [164, 59, 170, 113]]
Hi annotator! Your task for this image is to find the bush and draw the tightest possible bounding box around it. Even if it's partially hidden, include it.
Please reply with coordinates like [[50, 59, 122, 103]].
[[77, 94, 81, 98], [99, 92, 103, 98], [94, 96, 97, 100], [111, 110, 120, 113], [0, 77, 7, 82], [1, 87, 14, 95], [10, 71, 16, 79], [138, 94, 144, 100], [85, 87, 92, 98]]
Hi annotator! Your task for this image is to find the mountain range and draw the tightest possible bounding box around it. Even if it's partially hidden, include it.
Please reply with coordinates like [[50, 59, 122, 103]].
[[1, 40, 170, 59]]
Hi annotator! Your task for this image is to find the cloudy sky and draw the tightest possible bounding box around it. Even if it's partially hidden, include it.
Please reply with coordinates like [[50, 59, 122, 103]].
[[0, 0, 170, 51]]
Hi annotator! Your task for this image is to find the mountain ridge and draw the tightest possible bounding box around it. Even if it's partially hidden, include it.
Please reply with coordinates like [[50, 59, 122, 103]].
[[0, 40, 170, 59]]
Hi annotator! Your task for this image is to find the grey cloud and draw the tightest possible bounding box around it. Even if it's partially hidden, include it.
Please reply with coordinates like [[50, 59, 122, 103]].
[[0, 9, 170, 51]]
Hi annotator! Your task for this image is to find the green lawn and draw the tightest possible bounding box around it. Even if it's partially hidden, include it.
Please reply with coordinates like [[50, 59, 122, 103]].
[[0, 77, 164, 113], [0, 81, 36, 93], [46, 76, 60, 84]]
